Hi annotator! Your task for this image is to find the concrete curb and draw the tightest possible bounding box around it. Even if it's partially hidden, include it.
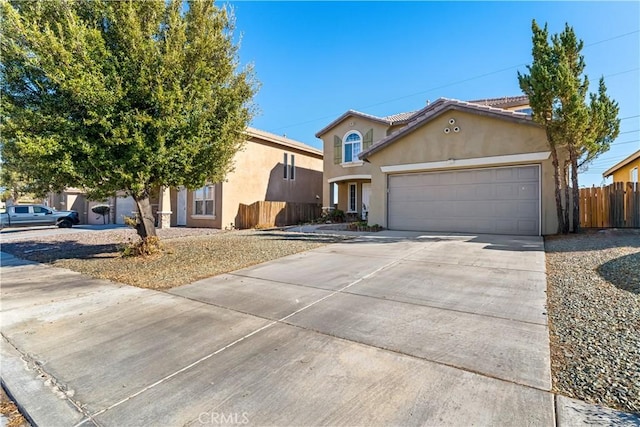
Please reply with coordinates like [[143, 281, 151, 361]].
[[1, 337, 91, 427]]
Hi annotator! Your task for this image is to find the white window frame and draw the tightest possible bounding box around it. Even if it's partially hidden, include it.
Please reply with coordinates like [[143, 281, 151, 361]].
[[192, 184, 216, 218], [347, 182, 357, 213], [342, 130, 364, 166], [631, 167, 638, 183]]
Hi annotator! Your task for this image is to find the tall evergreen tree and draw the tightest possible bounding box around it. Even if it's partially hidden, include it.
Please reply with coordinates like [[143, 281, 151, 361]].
[[518, 21, 619, 233], [1, 0, 257, 243]]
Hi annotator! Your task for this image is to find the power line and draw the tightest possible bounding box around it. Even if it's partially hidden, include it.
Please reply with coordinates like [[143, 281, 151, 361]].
[[619, 129, 639, 135], [611, 139, 640, 146], [584, 29, 640, 47], [273, 29, 640, 132], [604, 68, 640, 79]]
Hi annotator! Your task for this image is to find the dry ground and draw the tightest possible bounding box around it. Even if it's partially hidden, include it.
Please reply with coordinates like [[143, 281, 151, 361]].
[[0, 228, 350, 289], [545, 229, 640, 414], [0, 388, 29, 427]]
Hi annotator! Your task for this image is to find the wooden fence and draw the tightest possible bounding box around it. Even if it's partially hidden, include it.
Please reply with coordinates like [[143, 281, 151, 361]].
[[579, 182, 640, 228], [236, 201, 322, 229]]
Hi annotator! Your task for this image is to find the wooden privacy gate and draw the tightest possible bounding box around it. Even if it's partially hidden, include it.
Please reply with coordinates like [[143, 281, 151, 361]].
[[579, 182, 640, 228], [236, 201, 321, 229]]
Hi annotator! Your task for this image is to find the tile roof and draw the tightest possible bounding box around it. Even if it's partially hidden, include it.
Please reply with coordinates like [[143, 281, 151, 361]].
[[468, 95, 530, 109], [383, 111, 419, 123], [314, 110, 395, 138], [316, 96, 529, 138], [359, 97, 537, 161]]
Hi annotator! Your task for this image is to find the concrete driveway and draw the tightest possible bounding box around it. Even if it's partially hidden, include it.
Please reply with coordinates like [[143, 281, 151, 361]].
[[2, 231, 555, 425]]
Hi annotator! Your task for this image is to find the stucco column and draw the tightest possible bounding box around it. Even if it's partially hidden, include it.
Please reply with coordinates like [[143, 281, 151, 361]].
[[157, 186, 172, 229]]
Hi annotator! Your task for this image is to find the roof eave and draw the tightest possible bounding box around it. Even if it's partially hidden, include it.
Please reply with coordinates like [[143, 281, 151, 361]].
[[315, 110, 391, 138], [246, 127, 323, 157], [602, 149, 640, 178], [359, 100, 538, 161]]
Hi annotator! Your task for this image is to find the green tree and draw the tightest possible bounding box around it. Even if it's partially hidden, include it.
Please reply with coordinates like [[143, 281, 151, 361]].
[[1, 0, 257, 242], [518, 21, 619, 233]]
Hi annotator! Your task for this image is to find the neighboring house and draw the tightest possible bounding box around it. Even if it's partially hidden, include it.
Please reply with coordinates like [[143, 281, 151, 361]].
[[49, 189, 140, 225], [602, 149, 640, 183], [316, 96, 561, 236], [169, 127, 323, 229], [49, 128, 323, 228]]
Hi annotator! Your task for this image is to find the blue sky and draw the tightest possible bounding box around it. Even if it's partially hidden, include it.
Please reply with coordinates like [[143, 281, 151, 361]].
[[228, 1, 640, 187]]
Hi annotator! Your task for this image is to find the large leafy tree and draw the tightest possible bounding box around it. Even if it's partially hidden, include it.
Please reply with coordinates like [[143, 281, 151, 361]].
[[1, 0, 257, 241], [518, 21, 619, 233]]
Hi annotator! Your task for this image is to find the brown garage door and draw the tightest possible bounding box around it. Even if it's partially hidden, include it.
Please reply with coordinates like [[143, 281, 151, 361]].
[[388, 165, 540, 235]]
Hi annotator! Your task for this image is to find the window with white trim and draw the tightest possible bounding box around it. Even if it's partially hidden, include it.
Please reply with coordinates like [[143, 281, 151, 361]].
[[193, 184, 215, 216], [631, 167, 638, 183], [343, 132, 362, 163], [348, 183, 357, 213]]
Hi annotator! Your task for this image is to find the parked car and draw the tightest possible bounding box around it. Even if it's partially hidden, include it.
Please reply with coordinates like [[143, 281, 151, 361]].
[[0, 204, 80, 228]]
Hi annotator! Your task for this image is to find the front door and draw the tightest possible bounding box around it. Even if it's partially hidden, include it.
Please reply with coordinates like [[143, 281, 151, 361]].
[[361, 183, 371, 220], [177, 187, 187, 226]]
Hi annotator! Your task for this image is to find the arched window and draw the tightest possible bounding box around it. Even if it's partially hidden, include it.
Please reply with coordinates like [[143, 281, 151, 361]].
[[343, 131, 362, 163]]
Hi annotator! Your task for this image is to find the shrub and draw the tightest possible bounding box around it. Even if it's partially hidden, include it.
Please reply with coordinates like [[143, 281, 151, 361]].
[[121, 236, 163, 257]]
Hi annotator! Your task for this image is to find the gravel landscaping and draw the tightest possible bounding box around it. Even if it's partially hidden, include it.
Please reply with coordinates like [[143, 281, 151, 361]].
[[545, 229, 640, 414], [0, 227, 351, 289]]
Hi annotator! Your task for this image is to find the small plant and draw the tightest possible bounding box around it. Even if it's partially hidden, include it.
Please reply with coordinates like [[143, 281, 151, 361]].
[[123, 215, 137, 228], [330, 209, 345, 222], [254, 223, 274, 230], [121, 236, 163, 257], [347, 221, 383, 232]]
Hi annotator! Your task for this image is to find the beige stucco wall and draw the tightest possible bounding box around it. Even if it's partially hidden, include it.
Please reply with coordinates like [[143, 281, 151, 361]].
[[364, 111, 560, 235], [184, 137, 323, 229], [320, 116, 389, 208]]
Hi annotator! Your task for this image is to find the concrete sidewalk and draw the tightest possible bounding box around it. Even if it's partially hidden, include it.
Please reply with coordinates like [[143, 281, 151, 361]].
[[1, 234, 637, 426]]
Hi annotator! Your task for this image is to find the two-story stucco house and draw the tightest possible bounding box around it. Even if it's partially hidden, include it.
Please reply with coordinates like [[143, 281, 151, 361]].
[[50, 127, 323, 228], [170, 127, 323, 229], [316, 96, 562, 236]]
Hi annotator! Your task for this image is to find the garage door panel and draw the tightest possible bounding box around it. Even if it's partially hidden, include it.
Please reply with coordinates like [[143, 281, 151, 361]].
[[388, 166, 539, 235], [494, 183, 518, 199], [495, 168, 516, 181], [518, 183, 538, 199], [517, 201, 538, 218], [518, 167, 538, 180]]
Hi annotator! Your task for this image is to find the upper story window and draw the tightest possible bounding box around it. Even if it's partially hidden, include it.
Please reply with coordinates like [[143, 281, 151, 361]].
[[283, 153, 295, 180], [344, 132, 362, 163]]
